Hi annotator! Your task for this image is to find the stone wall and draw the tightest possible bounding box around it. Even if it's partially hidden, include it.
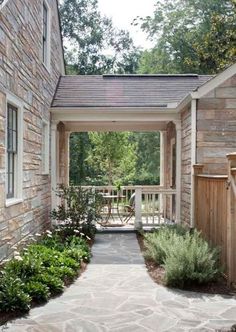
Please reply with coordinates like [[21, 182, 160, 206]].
[[197, 74, 236, 174], [181, 106, 192, 225], [0, 0, 63, 259]]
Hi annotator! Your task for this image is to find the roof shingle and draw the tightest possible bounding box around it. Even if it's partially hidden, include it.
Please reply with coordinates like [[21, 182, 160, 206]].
[[51, 74, 213, 108]]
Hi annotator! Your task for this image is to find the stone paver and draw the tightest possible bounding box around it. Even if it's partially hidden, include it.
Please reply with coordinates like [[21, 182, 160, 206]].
[[2, 233, 236, 332]]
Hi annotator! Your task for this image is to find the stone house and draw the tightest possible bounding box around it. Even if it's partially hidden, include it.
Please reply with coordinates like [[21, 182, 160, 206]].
[[0, 0, 64, 258], [0, 0, 236, 260]]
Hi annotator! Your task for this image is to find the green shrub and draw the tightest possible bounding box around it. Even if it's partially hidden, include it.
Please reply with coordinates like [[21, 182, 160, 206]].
[[46, 266, 77, 280], [4, 255, 43, 280], [144, 225, 187, 264], [40, 234, 65, 252], [51, 185, 103, 239], [24, 281, 50, 303], [0, 275, 31, 312], [0, 229, 91, 314], [32, 273, 64, 295], [164, 231, 220, 288]]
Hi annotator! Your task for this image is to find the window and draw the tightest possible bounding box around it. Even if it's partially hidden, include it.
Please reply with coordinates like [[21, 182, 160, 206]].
[[42, 1, 50, 68], [5, 96, 23, 206], [7, 104, 17, 198], [42, 120, 49, 174]]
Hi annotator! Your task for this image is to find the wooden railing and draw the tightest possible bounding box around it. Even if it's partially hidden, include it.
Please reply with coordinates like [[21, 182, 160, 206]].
[[80, 185, 177, 226]]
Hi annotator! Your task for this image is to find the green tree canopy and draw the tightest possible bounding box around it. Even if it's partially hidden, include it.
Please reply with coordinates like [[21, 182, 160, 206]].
[[87, 132, 137, 185], [59, 0, 141, 74], [136, 0, 236, 74]]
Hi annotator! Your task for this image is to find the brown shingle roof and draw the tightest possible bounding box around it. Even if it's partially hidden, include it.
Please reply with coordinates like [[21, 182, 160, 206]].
[[51, 74, 213, 108]]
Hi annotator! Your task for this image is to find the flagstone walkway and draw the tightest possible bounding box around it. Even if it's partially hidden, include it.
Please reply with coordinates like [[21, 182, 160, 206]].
[[3, 233, 236, 332]]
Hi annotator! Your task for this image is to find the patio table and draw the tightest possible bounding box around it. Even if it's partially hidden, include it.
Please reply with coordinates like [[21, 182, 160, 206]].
[[100, 194, 125, 224]]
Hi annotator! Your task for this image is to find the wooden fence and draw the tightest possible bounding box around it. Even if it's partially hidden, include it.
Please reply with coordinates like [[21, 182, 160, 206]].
[[194, 153, 236, 285]]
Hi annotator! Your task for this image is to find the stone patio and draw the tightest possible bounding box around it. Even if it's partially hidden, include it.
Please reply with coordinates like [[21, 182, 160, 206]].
[[2, 233, 236, 332]]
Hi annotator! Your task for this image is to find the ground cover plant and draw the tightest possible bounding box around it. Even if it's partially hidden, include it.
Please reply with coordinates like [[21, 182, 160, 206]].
[[143, 225, 221, 289], [0, 229, 91, 322]]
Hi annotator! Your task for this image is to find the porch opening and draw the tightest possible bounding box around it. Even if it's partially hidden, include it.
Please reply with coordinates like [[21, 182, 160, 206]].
[[55, 124, 181, 230]]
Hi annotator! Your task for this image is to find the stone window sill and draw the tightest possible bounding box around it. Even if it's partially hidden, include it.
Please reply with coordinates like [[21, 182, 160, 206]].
[[5, 198, 23, 208]]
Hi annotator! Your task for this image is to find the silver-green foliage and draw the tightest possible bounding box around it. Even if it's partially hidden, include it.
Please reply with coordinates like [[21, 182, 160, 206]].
[[144, 226, 220, 288], [164, 231, 220, 288], [144, 225, 187, 264]]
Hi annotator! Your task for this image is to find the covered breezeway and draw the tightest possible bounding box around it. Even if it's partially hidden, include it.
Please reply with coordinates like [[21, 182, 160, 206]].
[[50, 74, 212, 229]]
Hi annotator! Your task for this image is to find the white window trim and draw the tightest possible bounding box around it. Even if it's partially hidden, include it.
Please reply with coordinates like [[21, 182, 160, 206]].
[[5, 93, 24, 207], [42, 119, 50, 175], [42, 0, 51, 71]]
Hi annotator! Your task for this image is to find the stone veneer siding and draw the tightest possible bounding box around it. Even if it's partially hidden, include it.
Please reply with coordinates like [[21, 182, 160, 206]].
[[197, 74, 236, 174], [181, 106, 192, 226], [0, 0, 63, 259]]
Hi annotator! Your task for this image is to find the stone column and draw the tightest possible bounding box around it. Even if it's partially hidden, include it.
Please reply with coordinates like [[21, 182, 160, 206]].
[[174, 120, 182, 224]]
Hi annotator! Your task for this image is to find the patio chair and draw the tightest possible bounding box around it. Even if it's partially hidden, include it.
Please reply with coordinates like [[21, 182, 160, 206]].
[[123, 192, 135, 223]]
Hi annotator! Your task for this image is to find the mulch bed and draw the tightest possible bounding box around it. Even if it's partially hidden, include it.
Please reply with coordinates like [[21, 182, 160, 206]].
[[137, 233, 235, 296]]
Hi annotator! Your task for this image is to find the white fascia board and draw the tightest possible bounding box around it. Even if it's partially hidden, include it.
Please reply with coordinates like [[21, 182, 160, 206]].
[[50, 106, 178, 115], [176, 94, 192, 113], [191, 63, 236, 99], [50, 107, 180, 122]]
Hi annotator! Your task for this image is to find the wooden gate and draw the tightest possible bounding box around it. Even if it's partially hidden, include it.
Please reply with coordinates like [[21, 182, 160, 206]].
[[194, 156, 236, 285], [194, 172, 228, 265]]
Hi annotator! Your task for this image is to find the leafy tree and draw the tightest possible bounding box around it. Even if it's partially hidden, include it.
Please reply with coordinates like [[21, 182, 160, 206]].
[[131, 132, 160, 185], [69, 132, 160, 186], [136, 0, 236, 74], [70, 133, 92, 185], [59, 0, 141, 74], [87, 132, 137, 185]]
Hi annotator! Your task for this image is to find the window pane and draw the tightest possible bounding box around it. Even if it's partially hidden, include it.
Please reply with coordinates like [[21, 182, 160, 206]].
[[7, 152, 14, 198], [8, 129, 13, 151], [13, 130, 17, 152], [7, 104, 17, 153], [43, 3, 48, 64], [13, 109, 17, 131]]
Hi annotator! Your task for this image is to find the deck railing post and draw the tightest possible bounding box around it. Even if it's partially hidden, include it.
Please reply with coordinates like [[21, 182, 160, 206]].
[[135, 186, 142, 230]]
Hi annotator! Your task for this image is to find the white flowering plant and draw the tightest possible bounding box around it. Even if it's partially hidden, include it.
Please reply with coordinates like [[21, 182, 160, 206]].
[[51, 185, 103, 239]]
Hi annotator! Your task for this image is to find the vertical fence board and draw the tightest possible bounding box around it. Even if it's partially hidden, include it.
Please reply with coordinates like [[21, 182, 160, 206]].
[[195, 175, 228, 269]]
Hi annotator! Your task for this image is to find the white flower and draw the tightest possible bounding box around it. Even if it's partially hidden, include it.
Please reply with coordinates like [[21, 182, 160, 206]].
[[46, 230, 52, 235], [13, 251, 20, 256], [35, 233, 41, 237], [74, 229, 80, 234], [15, 256, 23, 261], [47, 234, 52, 238], [80, 233, 85, 237], [86, 236, 91, 241]]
